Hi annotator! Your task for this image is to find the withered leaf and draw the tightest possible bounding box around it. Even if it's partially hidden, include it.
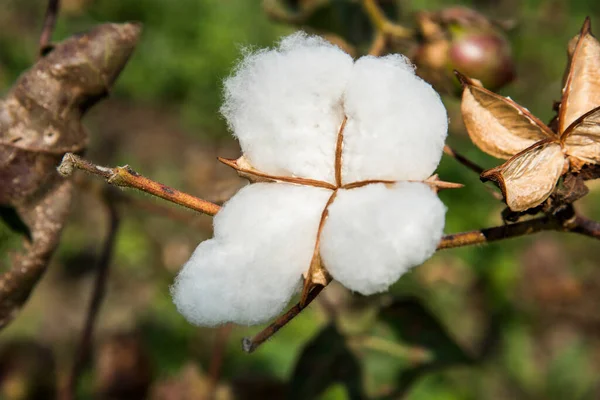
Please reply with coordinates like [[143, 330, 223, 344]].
[[457, 71, 555, 159], [481, 140, 566, 212], [0, 23, 141, 328], [559, 18, 600, 133], [562, 106, 600, 165]]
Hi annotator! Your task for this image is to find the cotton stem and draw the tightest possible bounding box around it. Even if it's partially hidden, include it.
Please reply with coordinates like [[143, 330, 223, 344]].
[[437, 207, 600, 250], [58, 153, 221, 216], [443, 145, 485, 175], [362, 0, 414, 56], [242, 284, 326, 353], [38, 0, 60, 57]]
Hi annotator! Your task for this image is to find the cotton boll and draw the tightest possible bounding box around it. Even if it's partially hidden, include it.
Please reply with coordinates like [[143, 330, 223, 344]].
[[341, 55, 448, 184], [320, 182, 445, 295], [171, 183, 332, 326], [221, 33, 354, 184]]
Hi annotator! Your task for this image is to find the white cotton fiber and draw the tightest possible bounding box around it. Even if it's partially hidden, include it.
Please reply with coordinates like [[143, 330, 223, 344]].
[[221, 33, 354, 184], [340, 55, 448, 184], [320, 182, 446, 295], [171, 183, 331, 326]]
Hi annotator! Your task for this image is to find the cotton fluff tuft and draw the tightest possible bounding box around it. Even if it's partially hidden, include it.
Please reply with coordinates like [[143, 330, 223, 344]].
[[341, 55, 448, 183], [171, 183, 331, 326], [320, 182, 446, 295], [221, 33, 354, 184]]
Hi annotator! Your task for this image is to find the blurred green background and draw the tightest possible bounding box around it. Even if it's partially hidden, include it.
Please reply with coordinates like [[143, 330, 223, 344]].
[[1, 0, 600, 399]]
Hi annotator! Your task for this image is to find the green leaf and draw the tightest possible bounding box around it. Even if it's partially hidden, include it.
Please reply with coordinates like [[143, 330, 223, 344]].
[[267, 0, 399, 46], [289, 324, 364, 400], [378, 296, 474, 396]]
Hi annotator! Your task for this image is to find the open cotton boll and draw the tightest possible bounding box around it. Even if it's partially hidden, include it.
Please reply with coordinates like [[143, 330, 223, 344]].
[[341, 55, 448, 184], [171, 183, 331, 326], [221, 33, 354, 184], [320, 182, 446, 295]]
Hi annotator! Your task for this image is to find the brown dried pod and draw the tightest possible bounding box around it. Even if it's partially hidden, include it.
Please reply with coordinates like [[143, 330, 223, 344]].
[[0, 23, 141, 328], [457, 18, 600, 212]]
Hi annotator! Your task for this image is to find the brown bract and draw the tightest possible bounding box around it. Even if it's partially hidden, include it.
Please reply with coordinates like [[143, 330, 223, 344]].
[[219, 117, 461, 306], [0, 23, 140, 328], [457, 18, 600, 212]]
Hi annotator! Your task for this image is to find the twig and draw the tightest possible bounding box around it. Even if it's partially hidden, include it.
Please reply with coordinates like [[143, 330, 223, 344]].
[[362, 0, 413, 38], [242, 284, 326, 353], [62, 189, 120, 400], [443, 145, 485, 175], [73, 176, 210, 230], [38, 0, 60, 57], [442, 146, 505, 200], [572, 214, 600, 238], [58, 153, 221, 216], [362, 0, 414, 55], [437, 208, 600, 250], [206, 324, 233, 400]]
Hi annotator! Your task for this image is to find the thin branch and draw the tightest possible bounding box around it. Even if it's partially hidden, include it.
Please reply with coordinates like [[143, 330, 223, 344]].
[[242, 284, 326, 353], [437, 208, 600, 250], [443, 145, 485, 175], [571, 214, 600, 239], [362, 0, 414, 55], [38, 0, 60, 57], [58, 153, 221, 216], [74, 176, 210, 230], [206, 323, 233, 400], [62, 189, 120, 400], [361, 0, 414, 39]]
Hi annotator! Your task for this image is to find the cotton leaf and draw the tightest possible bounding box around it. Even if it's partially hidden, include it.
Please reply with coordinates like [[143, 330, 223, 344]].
[[563, 106, 600, 165], [320, 182, 446, 295], [341, 55, 448, 183], [171, 183, 331, 326], [559, 18, 600, 133], [220, 33, 353, 184], [481, 141, 566, 211], [457, 72, 555, 159]]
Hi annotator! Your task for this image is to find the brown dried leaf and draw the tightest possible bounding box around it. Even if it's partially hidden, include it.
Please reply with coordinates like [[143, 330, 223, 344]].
[[559, 18, 600, 133], [562, 106, 600, 165], [0, 23, 141, 328], [457, 71, 555, 159], [481, 140, 566, 211]]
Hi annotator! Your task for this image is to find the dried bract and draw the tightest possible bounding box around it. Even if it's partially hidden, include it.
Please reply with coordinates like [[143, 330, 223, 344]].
[[458, 18, 600, 211]]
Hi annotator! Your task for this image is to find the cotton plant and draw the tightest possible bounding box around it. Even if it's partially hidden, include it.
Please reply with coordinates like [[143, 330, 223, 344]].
[[170, 33, 458, 327]]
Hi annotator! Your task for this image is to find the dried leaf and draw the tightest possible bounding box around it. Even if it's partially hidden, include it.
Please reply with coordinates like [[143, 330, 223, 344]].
[[457, 71, 555, 159], [562, 106, 600, 165], [559, 18, 600, 133], [0, 23, 140, 328], [288, 324, 364, 400], [481, 141, 566, 211]]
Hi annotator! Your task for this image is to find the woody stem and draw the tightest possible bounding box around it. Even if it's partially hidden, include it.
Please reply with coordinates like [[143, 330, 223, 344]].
[[242, 284, 326, 353], [438, 206, 600, 250], [58, 153, 221, 216]]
